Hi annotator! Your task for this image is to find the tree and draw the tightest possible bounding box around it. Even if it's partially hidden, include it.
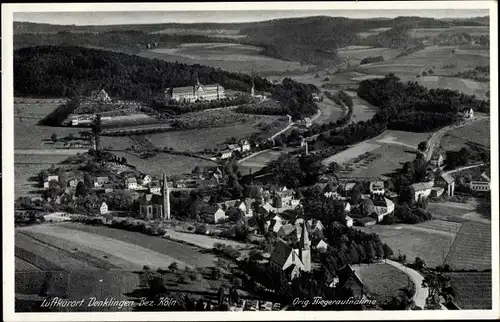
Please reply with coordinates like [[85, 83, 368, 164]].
[[413, 257, 426, 270], [359, 199, 375, 217], [168, 262, 178, 272], [350, 184, 362, 205], [399, 185, 415, 207], [417, 141, 427, 152], [75, 181, 88, 197], [382, 243, 393, 258], [51, 133, 58, 143]]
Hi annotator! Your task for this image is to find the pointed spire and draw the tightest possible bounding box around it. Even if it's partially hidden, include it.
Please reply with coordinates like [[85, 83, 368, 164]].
[[300, 220, 310, 248]]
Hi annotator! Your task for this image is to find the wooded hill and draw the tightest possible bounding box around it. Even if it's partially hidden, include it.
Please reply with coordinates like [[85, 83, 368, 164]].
[[14, 45, 272, 99], [14, 16, 488, 66]]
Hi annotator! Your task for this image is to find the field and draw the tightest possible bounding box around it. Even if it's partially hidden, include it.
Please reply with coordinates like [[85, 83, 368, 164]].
[[152, 27, 245, 39], [15, 222, 238, 312], [432, 50, 489, 75], [344, 90, 379, 122], [356, 28, 392, 38], [337, 47, 402, 65], [444, 221, 491, 270], [440, 118, 490, 151], [314, 97, 345, 125], [356, 220, 459, 268], [351, 263, 413, 302], [445, 272, 492, 309], [112, 151, 217, 177], [14, 100, 81, 150], [408, 26, 489, 38], [238, 148, 295, 174], [357, 46, 455, 76], [399, 75, 489, 100], [15, 154, 72, 197], [139, 42, 312, 74]]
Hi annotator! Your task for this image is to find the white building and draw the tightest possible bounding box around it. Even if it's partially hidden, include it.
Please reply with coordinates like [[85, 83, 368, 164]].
[[125, 177, 138, 190], [239, 139, 251, 152], [369, 181, 385, 195], [469, 172, 490, 192], [411, 181, 434, 201], [99, 202, 109, 215], [142, 174, 152, 185]]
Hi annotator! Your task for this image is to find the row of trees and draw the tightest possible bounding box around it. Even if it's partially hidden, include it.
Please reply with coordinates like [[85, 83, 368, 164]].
[[360, 55, 385, 65]]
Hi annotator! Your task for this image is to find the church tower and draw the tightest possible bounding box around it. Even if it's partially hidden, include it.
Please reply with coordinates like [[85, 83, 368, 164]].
[[250, 69, 255, 97], [299, 221, 311, 272], [162, 173, 171, 220]]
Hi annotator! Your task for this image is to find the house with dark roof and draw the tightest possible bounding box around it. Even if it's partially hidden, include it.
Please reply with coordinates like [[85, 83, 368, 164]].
[[435, 172, 455, 196], [430, 153, 444, 168], [469, 172, 490, 192], [139, 194, 163, 220], [411, 181, 434, 201], [269, 240, 305, 279], [199, 204, 227, 223]]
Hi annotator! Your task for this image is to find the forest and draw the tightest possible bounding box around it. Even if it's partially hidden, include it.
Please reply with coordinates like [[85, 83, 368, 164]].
[[14, 45, 272, 99]]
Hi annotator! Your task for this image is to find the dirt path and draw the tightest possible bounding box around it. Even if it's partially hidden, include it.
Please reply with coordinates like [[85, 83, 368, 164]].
[[385, 259, 429, 309]]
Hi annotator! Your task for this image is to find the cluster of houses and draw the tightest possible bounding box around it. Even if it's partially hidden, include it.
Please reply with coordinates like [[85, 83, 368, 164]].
[[216, 139, 252, 160]]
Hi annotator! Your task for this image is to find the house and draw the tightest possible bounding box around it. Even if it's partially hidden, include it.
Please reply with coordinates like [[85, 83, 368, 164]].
[[458, 107, 474, 119], [411, 181, 434, 201], [369, 181, 385, 195], [337, 265, 370, 300], [141, 174, 152, 185], [125, 177, 138, 190], [435, 172, 455, 196], [267, 219, 283, 233], [219, 149, 233, 160], [262, 202, 275, 213], [431, 187, 445, 198], [200, 205, 227, 224], [343, 182, 357, 196], [93, 176, 109, 188], [67, 178, 79, 188], [47, 175, 59, 182], [201, 172, 221, 188], [324, 191, 341, 199], [227, 144, 241, 152], [103, 183, 114, 193], [238, 139, 251, 152], [345, 215, 354, 227], [430, 154, 444, 168], [307, 219, 325, 233], [304, 117, 312, 128], [43, 212, 72, 222], [165, 79, 226, 102], [91, 89, 111, 102], [469, 172, 490, 192], [273, 189, 298, 209], [316, 240, 329, 251], [277, 224, 297, 239], [371, 196, 395, 222], [99, 202, 109, 215]]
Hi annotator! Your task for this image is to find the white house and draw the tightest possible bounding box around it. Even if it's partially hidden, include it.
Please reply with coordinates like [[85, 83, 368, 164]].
[[47, 175, 59, 182], [99, 202, 109, 215], [93, 176, 109, 188], [435, 172, 455, 197], [44, 212, 73, 222], [458, 107, 474, 119], [142, 174, 152, 185], [200, 205, 227, 224], [239, 139, 251, 152], [411, 181, 434, 201], [125, 177, 138, 190], [316, 240, 329, 251], [430, 154, 444, 168], [219, 149, 233, 160], [369, 181, 385, 195], [372, 196, 395, 222], [345, 215, 354, 227]]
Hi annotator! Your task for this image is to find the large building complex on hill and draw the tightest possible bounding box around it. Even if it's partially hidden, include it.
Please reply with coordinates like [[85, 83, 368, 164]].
[[165, 79, 226, 103]]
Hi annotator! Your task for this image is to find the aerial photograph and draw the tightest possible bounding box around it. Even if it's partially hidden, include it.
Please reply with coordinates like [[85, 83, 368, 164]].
[[11, 6, 493, 313]]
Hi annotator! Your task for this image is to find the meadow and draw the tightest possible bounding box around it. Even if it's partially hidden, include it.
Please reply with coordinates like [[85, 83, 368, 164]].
[[444, 221, 491, 271], [440, 118, 490, 151], [407, 26, 489, 38], [446, 272, 492, 309], [139, 42, 312, 74], [356, 222, 458, 268], [352, 263, 413, 303], [344, 90, 379, 122], [399, 75, 489, 100], [238, 148, 295, 175], [337, 47, 402, 65]]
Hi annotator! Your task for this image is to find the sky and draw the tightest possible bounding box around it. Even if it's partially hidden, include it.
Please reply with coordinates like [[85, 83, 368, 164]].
[[14, 9, 490, 26]]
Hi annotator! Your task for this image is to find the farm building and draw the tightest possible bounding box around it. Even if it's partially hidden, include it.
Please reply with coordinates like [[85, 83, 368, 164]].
[[435, 172, 455, 197], [93, 176, 109, 188], [43, 212, 72, 222], [345, 215, 354, 227], [371, 196, 395, 222], [430, 154, 444, 168], [239, 139, 251, 152], [67, 178, 79, 188], [141, 174, 152, 185], [307, 219, 325, 233], [199, 204, 227, 224], [411, 181, 435, 201], [125, 177, 138, 190], [219, 148, 233, 160], [316, 240, 329, 251], [431, 187, 445, 198], [277, 224, 297, 239], [164, 79, 226, 103], [469, 172, 490, 192]]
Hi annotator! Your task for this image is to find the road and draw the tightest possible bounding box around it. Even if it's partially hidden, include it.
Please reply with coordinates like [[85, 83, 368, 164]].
[[445, 163, 485, 175], [385, 259, 429, 310]]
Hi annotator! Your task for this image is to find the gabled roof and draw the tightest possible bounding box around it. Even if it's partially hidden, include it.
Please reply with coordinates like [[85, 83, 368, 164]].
[[411, 182, 434, 191], [439, 173, 455, 184], [140, 193, 162, 205], [279, 224, 296, 236], [270, 239, 293, 267], [227, 144, 240, 150], [126, 177, 137, 183]]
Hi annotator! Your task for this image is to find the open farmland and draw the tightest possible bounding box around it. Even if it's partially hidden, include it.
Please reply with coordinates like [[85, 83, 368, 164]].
[[357, 46, 455, 76], [15, 154, 71, 197], [440, 118, 490, 151], [14, 99, 81, 149], [351, 263, 413, 303], [356, 28, 392, 38], [337, 46, 402, 65], [356, 223, 457, 268], [344, 90, 379, 122], [375, 130, 429, 150], [399, 75, 490, 100], [408, 26, 489, 38], [112, 151, 217, 177], [433, 50, 489, 76], [238, 147, 295, 174], [139, 42, 312, 74], [444, 221, 491, 271], [147, 125, 258, 152], [446, 272, 492, 309]]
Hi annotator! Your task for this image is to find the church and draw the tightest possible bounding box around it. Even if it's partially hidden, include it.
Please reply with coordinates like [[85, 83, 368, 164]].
[[165, 79, 226, 103], [269, 221, 311, 280], [139, 173, 171, 220]]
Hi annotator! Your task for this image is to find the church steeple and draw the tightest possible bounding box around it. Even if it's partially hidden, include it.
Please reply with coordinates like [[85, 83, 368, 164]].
[[299, 220, 311, 272], [250, 69, 255, 97], [162, 173, 171, 220]]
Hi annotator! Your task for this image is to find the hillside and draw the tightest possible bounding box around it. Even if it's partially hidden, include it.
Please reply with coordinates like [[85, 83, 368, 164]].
[[14, 16, 487, 66], [14, 45, 272, 99]]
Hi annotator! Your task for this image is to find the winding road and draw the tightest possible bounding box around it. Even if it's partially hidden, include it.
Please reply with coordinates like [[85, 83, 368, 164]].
[[385, 259, 429, 309]]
